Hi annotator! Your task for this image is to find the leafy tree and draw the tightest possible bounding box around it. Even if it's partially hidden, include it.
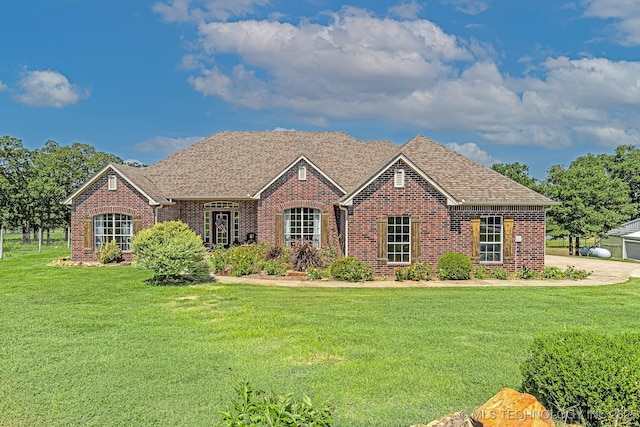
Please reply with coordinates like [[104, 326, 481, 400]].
[[0, 136, 36, 242], [491, 162, 541, 192], [545, 154, 637, 239], [605, 145, 640, 214], [31, 141, 122, 242], [131, 221, 210, 284]]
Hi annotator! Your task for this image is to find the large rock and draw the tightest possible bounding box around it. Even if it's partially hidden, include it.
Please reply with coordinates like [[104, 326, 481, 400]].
[[471, 388, 554, 427]]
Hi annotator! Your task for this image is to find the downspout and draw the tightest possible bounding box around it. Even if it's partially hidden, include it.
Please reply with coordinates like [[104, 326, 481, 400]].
[[338, 205, 349, 257]]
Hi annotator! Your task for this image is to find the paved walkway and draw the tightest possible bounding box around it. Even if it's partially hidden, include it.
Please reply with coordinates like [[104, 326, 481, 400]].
[[215, 255, 640, 288]]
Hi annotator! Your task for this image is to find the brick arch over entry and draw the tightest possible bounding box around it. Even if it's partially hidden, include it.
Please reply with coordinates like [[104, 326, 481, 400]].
[[278, 200, 329, 212], [84, 206, 139, 217]]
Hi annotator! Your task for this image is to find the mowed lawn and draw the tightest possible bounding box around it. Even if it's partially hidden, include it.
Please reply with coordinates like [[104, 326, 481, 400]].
[[1, 236, 640, 426]]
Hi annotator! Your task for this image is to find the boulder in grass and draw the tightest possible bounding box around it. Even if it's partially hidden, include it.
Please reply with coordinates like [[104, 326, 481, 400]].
[[471, 387, 554, 427]]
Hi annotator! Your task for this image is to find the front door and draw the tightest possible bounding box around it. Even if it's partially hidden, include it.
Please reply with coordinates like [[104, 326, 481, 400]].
[[213, 211, 231, 247]]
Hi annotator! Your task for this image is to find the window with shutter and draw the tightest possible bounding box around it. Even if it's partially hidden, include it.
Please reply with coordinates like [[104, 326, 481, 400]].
[[470, 217, 480, 259], [83, 216, 93, 252], [377, 216, 387, 260], [411, 218, 421, 259], [275, 212, 284, 246], [503, 216, 514, 259], [479, 215, 503, 262]]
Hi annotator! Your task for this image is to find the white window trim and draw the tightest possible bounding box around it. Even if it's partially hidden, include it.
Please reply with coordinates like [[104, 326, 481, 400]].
[[479, 215, 503, 263], [387, 215, 411, 264], [284, 207, 321, 248], [394, 169, 405, 188], [94, 213, 132, 251], [298, 165, 307, 181]]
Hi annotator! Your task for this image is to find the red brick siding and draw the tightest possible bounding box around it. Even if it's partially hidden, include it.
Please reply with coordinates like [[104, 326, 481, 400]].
[[348, 160, 547, 275], [70, 172, 154, 262], [257, 160, 344, 245]]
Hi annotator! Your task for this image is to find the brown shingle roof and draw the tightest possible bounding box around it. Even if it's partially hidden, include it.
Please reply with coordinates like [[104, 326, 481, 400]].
[[142, 131, 398, 198], [395, 135, 555, 205], [110, 164, 171, 205], [114, 131, 553, 207]]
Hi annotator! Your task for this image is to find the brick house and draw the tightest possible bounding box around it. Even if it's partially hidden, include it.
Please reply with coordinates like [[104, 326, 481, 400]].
[[64, 131, 556, 274]]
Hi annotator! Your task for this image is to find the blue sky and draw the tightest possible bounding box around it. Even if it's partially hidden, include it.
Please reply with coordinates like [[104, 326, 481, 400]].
[[1, 0, 639, 178]]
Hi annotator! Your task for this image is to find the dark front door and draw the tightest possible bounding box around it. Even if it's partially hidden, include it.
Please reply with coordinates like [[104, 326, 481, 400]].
[[213, 211, 231, 247]]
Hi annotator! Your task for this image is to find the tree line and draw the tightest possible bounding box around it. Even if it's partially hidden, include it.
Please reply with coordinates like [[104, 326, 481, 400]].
[[492, 145, 640, 251], [0, 135, 123, 243], [1, 134, 638, 250]]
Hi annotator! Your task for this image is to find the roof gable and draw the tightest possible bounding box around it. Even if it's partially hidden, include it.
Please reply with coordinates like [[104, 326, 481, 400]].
[[254, 154, 347, 198], [340, 154, 458, 206], [395, 135, 556, 206], [63, 163, 170, 206]]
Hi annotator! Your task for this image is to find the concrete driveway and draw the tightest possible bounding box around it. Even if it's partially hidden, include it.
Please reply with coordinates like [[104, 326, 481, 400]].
[[215, 255, 640, 288]]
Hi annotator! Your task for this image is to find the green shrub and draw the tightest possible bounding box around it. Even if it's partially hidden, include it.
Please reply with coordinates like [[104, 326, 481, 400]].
[[209, 243, 266, 276], [131, 221, 209, 284], [513, 265, 538, 280], [219, 381, 334, 427], [96, 239, 122, 264], [290, 240, 322, 271], [260, 259, 289, 276], [564, 265, 592, 280], [472, 265, 490, 279], [540, 265, 564, 279], [490, 267, 509, 280], [521, 331, 640, 427], [394, 261, 433, 281], [329, 257, 374, 282], [437, 252, 472, 280], [307, 266, 326, 281]]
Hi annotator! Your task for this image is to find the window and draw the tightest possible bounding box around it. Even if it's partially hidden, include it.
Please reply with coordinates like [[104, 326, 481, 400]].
[[480, 216, 502, 262], [394, 169, 405, 188], [387, 216, 410, 263], [284, 207, 320, 248], [94, 213, 133, 251], [108, 175, 117, 191], [298, 165, 307, 181]]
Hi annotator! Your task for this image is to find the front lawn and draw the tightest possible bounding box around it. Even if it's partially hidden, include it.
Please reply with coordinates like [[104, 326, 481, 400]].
[[1, 242, 640, 426]]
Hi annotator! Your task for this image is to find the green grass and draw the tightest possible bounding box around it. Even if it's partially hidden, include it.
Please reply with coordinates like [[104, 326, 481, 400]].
[[1, 238, 640, 426]]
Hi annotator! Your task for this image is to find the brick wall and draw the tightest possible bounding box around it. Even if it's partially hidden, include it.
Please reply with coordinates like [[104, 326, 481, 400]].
[[348, 160, 547, 275], [70, 172, 155, 262], [257, 159, 344, 245]]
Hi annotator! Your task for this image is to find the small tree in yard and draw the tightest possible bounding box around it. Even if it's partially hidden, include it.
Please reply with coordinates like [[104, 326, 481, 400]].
[[132, 221, 210, 284]]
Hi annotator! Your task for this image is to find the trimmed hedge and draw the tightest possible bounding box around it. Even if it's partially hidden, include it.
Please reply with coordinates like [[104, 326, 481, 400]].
[[521, 331, 640, 427]]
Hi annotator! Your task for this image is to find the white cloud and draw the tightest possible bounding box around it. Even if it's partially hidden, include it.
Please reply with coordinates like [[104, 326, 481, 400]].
[[0, 81, 7, 92], [134, 136, 204, 153], [441, 0, 490, 15], [15, 70, 89, 108], [188, 7, 471, 112], [153, 0, 270, 22], [446, 142, 499, 166], [582, 0, 640, 45], [573, 125, 640, 147], [388, 1, 422, 19], [159, 4, 640, 151]]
